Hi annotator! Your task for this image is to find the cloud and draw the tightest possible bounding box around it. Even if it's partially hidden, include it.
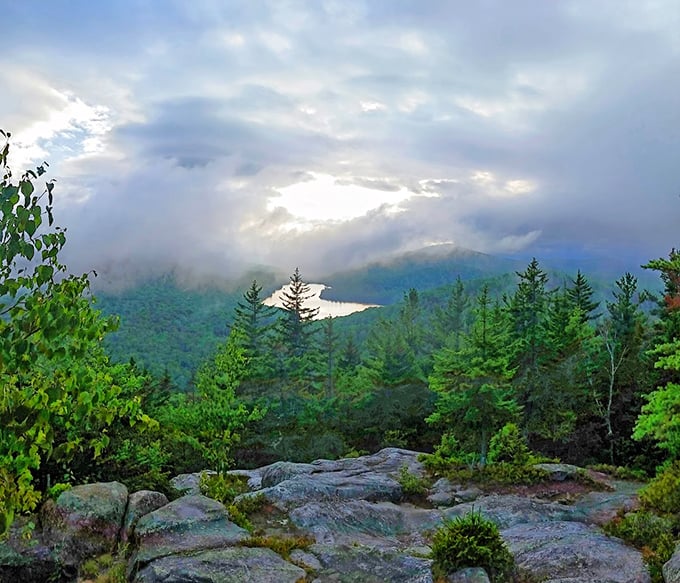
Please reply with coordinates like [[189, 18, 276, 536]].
[[1, 0, 678, 287]]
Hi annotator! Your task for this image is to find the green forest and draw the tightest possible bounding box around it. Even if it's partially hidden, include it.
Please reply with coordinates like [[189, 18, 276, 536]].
[[2, 133, 680, 546]]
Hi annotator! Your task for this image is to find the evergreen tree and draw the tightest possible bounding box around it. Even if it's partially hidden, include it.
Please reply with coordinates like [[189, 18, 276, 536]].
[[567, 270, 599, 322], [429, 286, 519, 464], [430, 276, 470, 351], [507, 258, 552, 437], [321, 317, 338, 398], [634, 252, 680, 459], [232, 279, 277, 382], [279, 267, 320, 357], [338, 334, 361, 372]]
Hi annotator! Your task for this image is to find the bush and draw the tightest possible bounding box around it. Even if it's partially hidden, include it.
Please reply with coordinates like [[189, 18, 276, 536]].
[[430, 510, 515, 581], [421, 432, 475, 473], [398, 464, 428, 497], [488, 424, 530, 465], [242, 534, 314, 560], [639, 461, 680, 515], [199, 473, 249, 505], [603, 511, 676, 583]]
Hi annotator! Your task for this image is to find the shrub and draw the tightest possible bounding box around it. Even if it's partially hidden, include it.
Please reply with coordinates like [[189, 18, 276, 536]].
[[483, 463, 548, 486], [199, 473, 249, 506], [603, 511, 676, 583], [430, 510, 515, 581], [421, 432, 473, 473], [487, 424, 530, 465], [639, 461, 680, 515], [398, 464, 428, 498]]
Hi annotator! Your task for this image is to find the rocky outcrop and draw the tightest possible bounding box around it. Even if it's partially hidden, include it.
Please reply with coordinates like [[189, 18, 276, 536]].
[[503, 520, 650, 583], [0, 448, 653, 583], [133, 547, 306, 583], [168, 470, 215, 496], [664, 544, 680, 583], [41, 481, 128, 567], [129, 494, 249, 577]]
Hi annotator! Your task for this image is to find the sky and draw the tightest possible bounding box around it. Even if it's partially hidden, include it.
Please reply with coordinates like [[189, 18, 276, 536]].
[[2, 0, 679, 286]]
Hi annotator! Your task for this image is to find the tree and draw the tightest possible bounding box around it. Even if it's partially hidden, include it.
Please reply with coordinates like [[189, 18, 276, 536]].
[[634, 252, 680, 459], [0, 131, 150, 535], [278, 267, 319, 357], [428, 286, 519, 464], [231, 279, 277, 383], [321, 317, 338, 398], [567, 270, 599, 322], [430, 276, 470, 351], [594, 273, 648, 463], [506, 258, 552, 437]]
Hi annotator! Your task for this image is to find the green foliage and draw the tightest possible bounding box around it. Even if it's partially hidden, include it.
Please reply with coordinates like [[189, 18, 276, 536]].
[[421, 433, 474, 473], [0, 133, 152, 536], [482, 463, 548, 486], [199, 472, 249, 505], [603, 511, 676, 583], [79, 553, 127, 583], [639, 461, 680, 514], [45, 482, 71, 500], [487, 423, 531, 465], [398, 464, 428, 497], [430, 510, 515, 581]]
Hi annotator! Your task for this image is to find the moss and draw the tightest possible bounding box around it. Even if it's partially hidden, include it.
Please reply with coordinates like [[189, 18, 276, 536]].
[[242, 534, 315, 560]]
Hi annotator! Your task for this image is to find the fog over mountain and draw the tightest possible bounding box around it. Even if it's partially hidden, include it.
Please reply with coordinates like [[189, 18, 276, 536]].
[[2, 1, 679, 286]]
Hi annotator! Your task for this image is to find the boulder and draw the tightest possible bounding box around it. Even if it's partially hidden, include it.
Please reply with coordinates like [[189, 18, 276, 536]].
[[664, 543, 680, 583], [133, 547, 306, 583], [569, 479, 642, 526], [129, 494, 248, 575], [121, 490, 169, 543], [309, 543, 433, 582], [427, 478, 481, 507], [168, 470, 215, 496], [41, 481, 128, 566], [260, 461, 316, 488], [447, 567, 490, 582], [0, 519, 65, 583], [503, 520, 651, 583], [534, 463, 582, 481]]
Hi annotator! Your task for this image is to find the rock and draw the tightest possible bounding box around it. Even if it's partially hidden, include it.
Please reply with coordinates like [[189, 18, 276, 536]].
[[290, 548, 323, 571], [664, 543, 680, 583], [168, 470, 215, 496], [255, 449, 424, 511], [130, 494, 249, 575], [309, 543, 434, 582], [534, 463, 582, 481], [569, 479, 642, 526], [503, 520, 651, 583], [122, 490, 169, 543], [290, 500, 441, 547], [133, 547, 306, 583], [41, 481, 128, 566], [227, 468, 263, 490], [427, 478, 481, 507], [443, 494, 577, 529], [447, 567, 490, 582], [260, 460, 317, 488], [0, 518, 66, 583]]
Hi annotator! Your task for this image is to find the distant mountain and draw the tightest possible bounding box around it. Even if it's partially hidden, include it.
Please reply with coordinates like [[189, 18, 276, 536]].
[[321, 244, 524, 304]]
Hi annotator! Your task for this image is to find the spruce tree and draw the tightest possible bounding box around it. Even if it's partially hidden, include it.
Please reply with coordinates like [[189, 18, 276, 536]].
[[567, 270, 599, 322], [429, 286, 519, 464]]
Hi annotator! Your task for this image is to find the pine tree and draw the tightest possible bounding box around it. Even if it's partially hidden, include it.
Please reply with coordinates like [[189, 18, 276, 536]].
[[507, 258, 552, 437], [567, 270, 599, 322], [431, 276, 470, 351], [321, 317, 338, 398], [428, 286, 519, 464], [232, 279, 277, 381], [279, 267, 320, 357]]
